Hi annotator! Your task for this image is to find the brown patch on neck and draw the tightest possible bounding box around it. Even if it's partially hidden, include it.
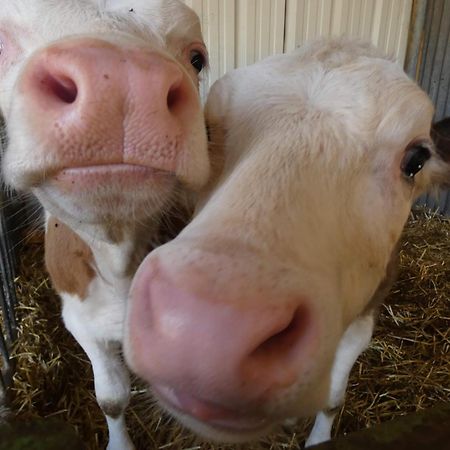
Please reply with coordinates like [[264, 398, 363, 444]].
[[105, 221, 125, 243], [123, 203, 194, 279], [45, 217, 96, 300], [124, 241, 154, 280]]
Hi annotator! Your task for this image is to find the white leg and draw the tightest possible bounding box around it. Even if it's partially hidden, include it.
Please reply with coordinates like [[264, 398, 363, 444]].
[[305, 314, 374, 448], [62, 294, 134, 450], [305, 411, 337, 448], [106, 415, 134, 450]]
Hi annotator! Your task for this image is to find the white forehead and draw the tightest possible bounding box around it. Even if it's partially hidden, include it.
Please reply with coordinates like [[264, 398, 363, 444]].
[[0, 0, 202, 43], [209, 39, 433, 162], [1, 0, 191, 15]]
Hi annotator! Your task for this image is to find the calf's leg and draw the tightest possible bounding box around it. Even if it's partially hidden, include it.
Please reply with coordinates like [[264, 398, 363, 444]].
[[62, 294, 133, 450], [305, 314, 374, 447]]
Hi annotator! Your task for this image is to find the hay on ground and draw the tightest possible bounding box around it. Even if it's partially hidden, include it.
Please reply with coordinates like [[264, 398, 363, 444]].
[[3, 208, 450, 449]]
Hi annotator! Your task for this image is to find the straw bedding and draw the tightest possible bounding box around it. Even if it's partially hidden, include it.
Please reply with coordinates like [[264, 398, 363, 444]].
[[2, 208, 449, 449]]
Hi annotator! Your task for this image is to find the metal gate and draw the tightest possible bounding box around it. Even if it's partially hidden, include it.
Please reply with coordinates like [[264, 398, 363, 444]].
[[0, 190, 18, 396]]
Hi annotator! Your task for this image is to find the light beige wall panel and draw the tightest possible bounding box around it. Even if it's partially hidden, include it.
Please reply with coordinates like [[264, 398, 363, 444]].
[[284, 0, 412, 64], [183, 0, 236, 97], [236, 0, 286, 67], [184, 0, 413, 94]]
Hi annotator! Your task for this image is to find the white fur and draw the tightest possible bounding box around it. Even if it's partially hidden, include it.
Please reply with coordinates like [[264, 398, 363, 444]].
[[1, 1, 207, 448], [62, 293, 132, 449]]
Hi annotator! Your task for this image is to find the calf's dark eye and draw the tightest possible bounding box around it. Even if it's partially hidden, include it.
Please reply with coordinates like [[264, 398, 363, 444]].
[[401, 144, 431, 179], [190, 51, 206, 73]]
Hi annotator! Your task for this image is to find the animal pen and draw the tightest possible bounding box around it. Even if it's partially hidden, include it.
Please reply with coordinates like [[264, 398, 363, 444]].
[[1, 0, 449, 449]]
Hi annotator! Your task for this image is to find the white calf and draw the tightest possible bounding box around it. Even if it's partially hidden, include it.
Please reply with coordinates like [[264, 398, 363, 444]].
[[124, 39, 450, 445], [0, 1, 209, 448]]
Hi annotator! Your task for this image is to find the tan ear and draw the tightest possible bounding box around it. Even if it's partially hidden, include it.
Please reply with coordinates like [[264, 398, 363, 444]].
[[429, 118, 450, 190], [431, 118, 450, 162]]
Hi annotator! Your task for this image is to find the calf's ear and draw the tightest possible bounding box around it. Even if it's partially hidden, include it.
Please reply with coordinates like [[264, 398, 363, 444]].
[[431, 118, 450, 162], [430, 118, 450, 189]]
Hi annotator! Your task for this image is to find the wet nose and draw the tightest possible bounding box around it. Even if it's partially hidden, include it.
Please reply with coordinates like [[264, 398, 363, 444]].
[[20, 37, 200, 172], [125, 255, 316, 420]]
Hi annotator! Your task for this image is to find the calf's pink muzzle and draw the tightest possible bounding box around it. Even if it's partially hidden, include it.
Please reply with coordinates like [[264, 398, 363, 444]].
[[18, 37, 200, 184], [126, 251, 319, 426]]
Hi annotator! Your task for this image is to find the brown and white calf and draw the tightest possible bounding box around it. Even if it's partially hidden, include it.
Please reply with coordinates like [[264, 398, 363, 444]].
[[125, 39, 450, 446], [0, 1, 209, 448]]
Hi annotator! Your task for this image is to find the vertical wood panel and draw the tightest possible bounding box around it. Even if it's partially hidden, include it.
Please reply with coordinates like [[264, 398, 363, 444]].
[[236, 0, 286, 67], [360, 0, 376, 41], [236, 0, 256, 67], [183, 0, 235, 97], [284, 0, 304, 51]]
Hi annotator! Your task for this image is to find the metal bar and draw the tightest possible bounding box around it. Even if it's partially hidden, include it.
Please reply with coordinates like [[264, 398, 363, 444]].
[[0, 192, 18, 344], [0, 186, 18, 391], [0, 325, 11, 390], [405, 0, 428, 79]]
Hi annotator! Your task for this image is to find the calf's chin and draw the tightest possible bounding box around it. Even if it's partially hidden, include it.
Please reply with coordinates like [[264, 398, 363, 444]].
[[125, 38, 450, 442]]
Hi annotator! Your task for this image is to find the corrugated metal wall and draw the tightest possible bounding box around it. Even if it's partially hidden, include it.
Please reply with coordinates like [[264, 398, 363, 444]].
[[184, 0, 413, 94], [284, 0, 412, 59], [414, 0, 450, 215], [184, 0, 288, 96]]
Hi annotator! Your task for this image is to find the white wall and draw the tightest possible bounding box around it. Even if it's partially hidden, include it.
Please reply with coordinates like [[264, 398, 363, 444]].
[[183, 0, 413, 95]]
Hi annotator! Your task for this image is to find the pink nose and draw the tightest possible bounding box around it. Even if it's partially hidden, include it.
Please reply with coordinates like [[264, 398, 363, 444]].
[[19, 38, 200, 172], [126, 256, 315, 420]]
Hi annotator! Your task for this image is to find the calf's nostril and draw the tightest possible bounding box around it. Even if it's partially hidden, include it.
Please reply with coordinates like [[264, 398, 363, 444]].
[[250, 307, 309, 359], [39, 71, 78, 104], [166, 79, 185, 114]]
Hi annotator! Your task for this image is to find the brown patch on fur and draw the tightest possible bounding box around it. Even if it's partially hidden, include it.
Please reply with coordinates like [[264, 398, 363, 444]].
[[123, 205, 193, 279], [45, 217, 96, 300], [124, 241, 154, 279], [105, 222, 124, 244]]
